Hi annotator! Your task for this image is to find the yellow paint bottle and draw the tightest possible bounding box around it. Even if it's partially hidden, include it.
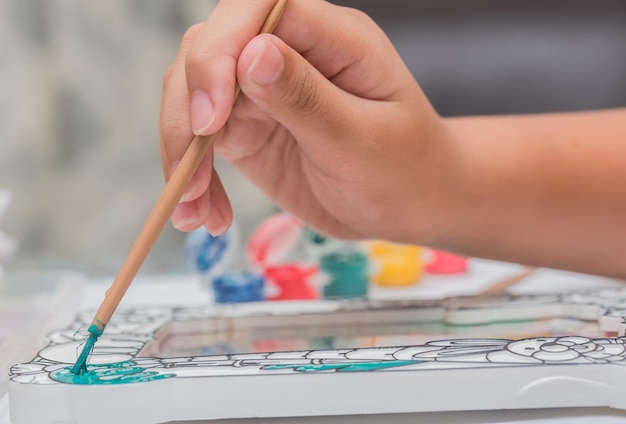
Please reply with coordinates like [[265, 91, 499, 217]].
[[369, 241, 423, 287]]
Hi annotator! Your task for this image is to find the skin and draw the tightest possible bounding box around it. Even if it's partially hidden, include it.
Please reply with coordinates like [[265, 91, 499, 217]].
[[160, 0, 626, 278]]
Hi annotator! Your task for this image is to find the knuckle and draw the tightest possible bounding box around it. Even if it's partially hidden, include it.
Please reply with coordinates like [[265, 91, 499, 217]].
[[181, 23, 203, 46], [345, 7, 375, 27], [282, 68, 324, 116], [184, 52, 203, 73], [184, 48, 211, 79], [160, 116, 189, 140], [184, 40, 226, 73]]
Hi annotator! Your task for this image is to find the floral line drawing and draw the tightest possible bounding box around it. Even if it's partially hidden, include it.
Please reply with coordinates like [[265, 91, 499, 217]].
[[10, 287, 626, 385]]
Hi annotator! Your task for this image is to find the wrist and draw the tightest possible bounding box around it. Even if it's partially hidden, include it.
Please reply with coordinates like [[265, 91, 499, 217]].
[[383, 113, 468, 247]]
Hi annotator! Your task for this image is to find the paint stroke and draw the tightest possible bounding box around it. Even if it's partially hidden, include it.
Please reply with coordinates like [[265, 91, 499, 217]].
[[52, 361, 174, 385], [264, 360, 421, 373]]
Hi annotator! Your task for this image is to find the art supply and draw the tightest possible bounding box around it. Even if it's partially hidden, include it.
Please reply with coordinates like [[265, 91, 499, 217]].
[[212, 271, 265, 303], [479, 266, 536, 295], [426, 249, 468, 274], [302, 230, 369, 299], [264, 264, 318, 300], [185, 224, 238, 278], [70, 0, 289, 375], [247, 212, 303, 267], [247, 212, 319, 301], [302, 228, 344, 257], [320, 250, 369, 299], [185, 224, 263, 304], [10, 284, 626, 423], [369, 241, 423, 286]]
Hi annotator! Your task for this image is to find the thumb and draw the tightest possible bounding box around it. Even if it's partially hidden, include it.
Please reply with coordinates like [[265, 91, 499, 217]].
[[237, 34, 355, 141]]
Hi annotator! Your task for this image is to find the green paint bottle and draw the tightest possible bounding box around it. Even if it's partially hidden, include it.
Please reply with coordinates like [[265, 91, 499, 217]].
[[320, 250, 369, 299]]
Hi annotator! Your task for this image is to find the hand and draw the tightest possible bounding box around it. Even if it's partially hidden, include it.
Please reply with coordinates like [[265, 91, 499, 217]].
[[160, 0, 455, 242]]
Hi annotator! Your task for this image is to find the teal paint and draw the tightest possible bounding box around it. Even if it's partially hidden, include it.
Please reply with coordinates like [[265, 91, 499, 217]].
[[310, 337, 335, 350], [70, 323, 104, 375], [52, 361, 175, 385], [264, 359, 421, 373], [303, 228, 327, 246], [320, 250, 369, 299]]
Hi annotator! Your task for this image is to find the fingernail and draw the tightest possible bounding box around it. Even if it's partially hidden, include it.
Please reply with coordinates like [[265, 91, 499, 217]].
[[248, 40, 284, 86], [179, 183, 196, 203], [190, 91, 215, 135], [172, 205, 197, 230], [170, 160, 196, 202], [170, 160, 193, 202], [208, 225, 228, 237], [206, 203, 228, 236], [172, 217, 194, 230]]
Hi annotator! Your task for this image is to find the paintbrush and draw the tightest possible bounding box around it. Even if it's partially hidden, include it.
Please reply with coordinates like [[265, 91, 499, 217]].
[[479, 266, 536, 295], [71, 0, 289, 375]]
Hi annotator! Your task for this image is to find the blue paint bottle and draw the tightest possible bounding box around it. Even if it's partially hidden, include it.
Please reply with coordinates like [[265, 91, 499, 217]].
[[187, 224, 262, 303], [212, 271, 265, 303], [185, 224, 239, 279]]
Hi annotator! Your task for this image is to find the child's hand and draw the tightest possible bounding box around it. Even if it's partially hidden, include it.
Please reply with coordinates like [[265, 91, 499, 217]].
[[160, 0, 455, 242]]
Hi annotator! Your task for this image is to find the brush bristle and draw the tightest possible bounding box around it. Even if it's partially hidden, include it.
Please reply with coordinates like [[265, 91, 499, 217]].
[[70, 324, 104, 375], [70, 333, 98, 375]]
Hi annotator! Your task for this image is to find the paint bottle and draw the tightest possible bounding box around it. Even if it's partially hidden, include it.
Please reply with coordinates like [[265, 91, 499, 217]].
[[320, 249, 369, 299], [247, 212, 319, 301], [302, 229, 370, 299], [426, 249, 468, 274], [185, 223, 264, 304], [185, 223, 239, 279], [212, 271, 265, 303], [263, 264, 318, 300], [369, 241, 423, 287], [302, 228, 343, 258]]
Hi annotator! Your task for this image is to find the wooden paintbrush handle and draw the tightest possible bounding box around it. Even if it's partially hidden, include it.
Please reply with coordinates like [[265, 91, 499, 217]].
[[91, 134, 213, 330], [90, 0, 289, 331], [480, 267, 536, 295], [261, 0, 288, 34]]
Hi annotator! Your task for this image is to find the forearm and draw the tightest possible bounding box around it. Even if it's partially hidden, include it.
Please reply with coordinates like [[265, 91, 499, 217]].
[[435, 108, 626, 277]]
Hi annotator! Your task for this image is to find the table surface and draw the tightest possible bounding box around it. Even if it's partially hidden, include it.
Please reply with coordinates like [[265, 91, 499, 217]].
[[2, 260, 626, 423]]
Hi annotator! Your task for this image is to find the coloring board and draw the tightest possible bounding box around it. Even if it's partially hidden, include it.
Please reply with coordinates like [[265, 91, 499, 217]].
[[9, 286, 626, 423]]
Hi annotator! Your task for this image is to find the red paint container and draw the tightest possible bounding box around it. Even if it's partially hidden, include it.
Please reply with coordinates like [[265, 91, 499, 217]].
[[426, 250, 468, 274], [247, 212, 319, 301]]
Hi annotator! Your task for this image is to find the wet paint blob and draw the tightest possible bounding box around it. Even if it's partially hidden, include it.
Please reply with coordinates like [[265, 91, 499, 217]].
[[51, 361, 174, 385]]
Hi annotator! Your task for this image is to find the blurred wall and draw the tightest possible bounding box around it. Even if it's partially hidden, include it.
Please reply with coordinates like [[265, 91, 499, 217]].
[[1, 0, 624, 276], [336, 0, 626, 115], [0, 0, 274, 275]]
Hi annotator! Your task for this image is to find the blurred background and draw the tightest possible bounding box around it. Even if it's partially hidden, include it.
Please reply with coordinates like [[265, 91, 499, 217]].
[[0, 0, 625, 277]]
